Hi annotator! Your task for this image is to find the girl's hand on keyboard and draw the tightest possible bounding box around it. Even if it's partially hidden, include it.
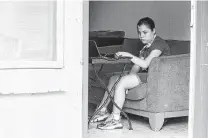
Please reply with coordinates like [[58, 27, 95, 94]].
[[115, 52, 133, 58]]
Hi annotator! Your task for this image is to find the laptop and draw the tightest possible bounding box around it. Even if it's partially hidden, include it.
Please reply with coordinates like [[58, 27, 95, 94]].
[[89, 40, 115, 59]]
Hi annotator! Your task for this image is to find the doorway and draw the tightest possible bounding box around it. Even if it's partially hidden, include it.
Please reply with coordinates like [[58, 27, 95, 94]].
[[83, 0, 205, 138]]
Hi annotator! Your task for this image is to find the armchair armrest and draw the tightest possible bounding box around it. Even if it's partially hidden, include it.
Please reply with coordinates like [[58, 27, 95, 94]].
[[146, 54, 190, 112]]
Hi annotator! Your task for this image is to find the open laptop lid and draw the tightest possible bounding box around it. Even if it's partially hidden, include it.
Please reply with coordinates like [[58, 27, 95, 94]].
[[89, 40, 102, 58]]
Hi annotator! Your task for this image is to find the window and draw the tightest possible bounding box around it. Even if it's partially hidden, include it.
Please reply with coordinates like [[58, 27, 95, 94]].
[[0, 0, 64, 69]]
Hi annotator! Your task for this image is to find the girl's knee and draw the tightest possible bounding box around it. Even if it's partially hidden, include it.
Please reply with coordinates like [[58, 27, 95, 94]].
[[120, 74, 131, 82], [114, 77, 126, 88], [116, 74, 139, 89]]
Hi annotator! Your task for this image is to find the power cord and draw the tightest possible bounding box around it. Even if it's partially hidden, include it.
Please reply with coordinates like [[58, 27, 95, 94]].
[[90, 64, 104, 82], [88, 62, 133, 130]]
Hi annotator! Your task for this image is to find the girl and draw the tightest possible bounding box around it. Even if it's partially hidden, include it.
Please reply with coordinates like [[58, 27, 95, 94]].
[[91, 17, 170, 130]]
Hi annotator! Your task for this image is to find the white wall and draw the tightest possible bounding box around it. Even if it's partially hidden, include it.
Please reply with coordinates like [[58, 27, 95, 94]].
[[0, 1, 84, 138], [89, 1, 191, 40]]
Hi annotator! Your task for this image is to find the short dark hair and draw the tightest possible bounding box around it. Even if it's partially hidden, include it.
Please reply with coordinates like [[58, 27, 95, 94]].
[[137, 17, 155, 31]]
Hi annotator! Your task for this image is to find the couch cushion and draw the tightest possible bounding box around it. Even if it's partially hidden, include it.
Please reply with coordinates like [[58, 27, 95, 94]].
[[124, 97, 147, 110], [126, 83, 147, 100]]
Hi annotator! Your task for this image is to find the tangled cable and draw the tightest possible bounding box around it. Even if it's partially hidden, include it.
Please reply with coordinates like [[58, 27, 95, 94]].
[[88, 62, 133, 130]]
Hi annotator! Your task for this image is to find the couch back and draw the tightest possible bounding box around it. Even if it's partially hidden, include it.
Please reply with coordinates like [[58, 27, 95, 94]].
[[166, 40, 190, 55], [121, 38, 190, 56]]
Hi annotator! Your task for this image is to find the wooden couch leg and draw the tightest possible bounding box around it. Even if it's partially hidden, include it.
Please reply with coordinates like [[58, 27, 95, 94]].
[[148, 112, 165, 131]]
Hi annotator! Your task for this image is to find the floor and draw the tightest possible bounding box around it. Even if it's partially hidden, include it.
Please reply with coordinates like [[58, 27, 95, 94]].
[[88, 103, 188, 138]]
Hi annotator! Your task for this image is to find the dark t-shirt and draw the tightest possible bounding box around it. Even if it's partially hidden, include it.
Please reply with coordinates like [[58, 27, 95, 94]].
[[139, 36, 170, 72], [140, 36, 170, 59]]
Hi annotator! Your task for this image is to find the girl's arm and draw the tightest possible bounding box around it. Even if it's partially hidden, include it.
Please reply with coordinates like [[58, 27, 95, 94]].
[[130, 49, 162, 68], [116, 50, 162, 69]]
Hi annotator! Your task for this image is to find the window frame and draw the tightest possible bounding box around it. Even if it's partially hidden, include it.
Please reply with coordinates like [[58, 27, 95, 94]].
[[0, 0, 64, 69]]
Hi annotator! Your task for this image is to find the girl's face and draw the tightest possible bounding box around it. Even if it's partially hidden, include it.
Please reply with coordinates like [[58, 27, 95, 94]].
[[137, 24, 155, 44]]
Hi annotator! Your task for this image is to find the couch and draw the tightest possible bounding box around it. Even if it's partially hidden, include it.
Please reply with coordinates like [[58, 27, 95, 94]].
[[88, 38, 190, 131]]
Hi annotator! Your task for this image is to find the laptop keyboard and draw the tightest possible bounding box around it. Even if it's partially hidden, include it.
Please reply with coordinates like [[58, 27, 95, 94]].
[[101, 53, 115, 58], [100, 53, 132, 60]]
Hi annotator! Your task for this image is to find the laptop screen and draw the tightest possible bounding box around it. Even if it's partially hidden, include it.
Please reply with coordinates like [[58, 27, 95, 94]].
[[89, 40, 101, 58]]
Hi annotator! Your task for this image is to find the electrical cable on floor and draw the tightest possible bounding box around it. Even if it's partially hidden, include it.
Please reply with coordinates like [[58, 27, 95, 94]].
[[88, 86, 104, 119], [89, 64, 124, 122], [90, 64, 104, 82], [88, 63, 133, 130]]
